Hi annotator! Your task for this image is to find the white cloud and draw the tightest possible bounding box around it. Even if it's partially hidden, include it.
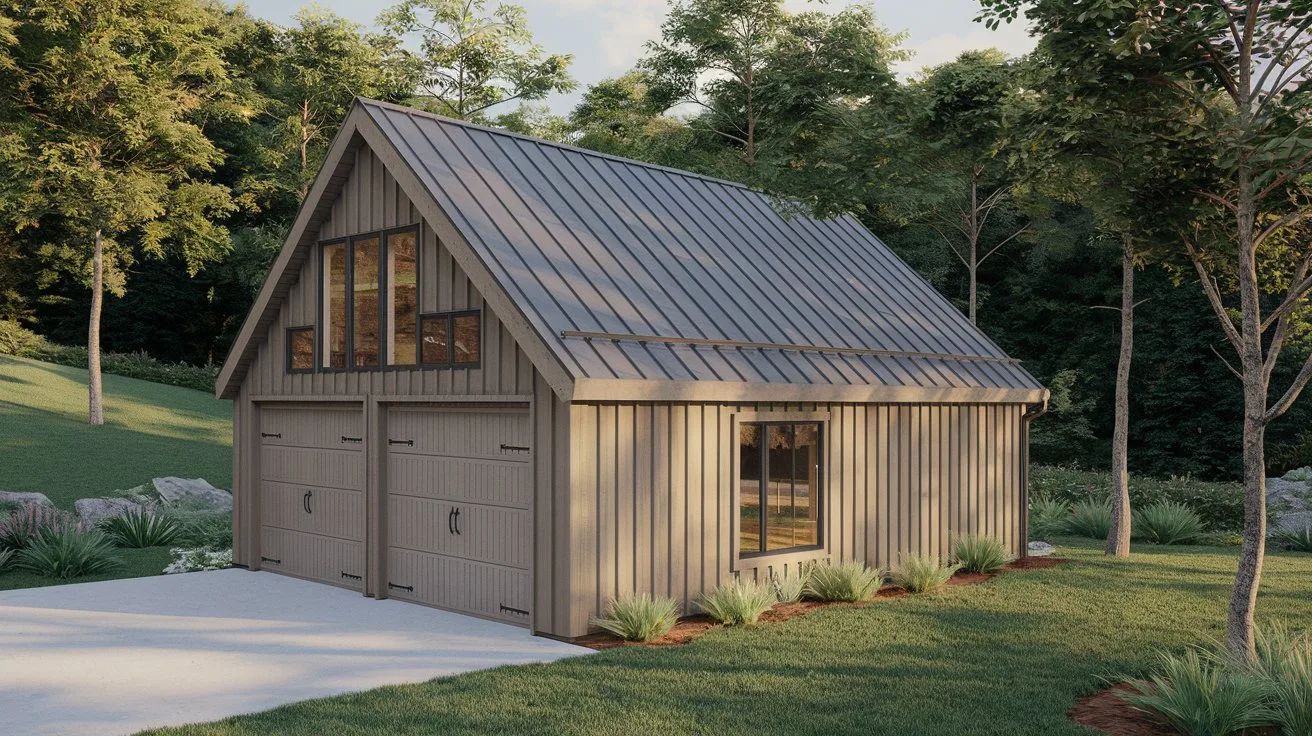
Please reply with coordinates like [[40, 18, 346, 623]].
[[896, 22, 1036, 78]]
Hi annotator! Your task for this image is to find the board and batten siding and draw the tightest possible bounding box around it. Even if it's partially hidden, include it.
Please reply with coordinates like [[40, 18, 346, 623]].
[[563, 401, 1027, 637], [230, 142, 576, 636]]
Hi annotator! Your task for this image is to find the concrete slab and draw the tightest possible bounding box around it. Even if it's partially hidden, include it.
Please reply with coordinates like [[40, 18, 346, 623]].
[[0, 569, 589, 736]]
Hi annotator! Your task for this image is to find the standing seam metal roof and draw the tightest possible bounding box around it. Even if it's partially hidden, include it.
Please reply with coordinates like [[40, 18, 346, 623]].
[[359, 98, 1043, 395]]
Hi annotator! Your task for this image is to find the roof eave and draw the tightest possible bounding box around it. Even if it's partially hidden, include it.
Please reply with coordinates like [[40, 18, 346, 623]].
[[569, 378, 1048, 405]]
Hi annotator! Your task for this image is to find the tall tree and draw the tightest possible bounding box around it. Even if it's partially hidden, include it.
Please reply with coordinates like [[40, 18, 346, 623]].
[[378, 0, 574, 120], [0, 0, 236, 425], [983, 0, 1312, 658]]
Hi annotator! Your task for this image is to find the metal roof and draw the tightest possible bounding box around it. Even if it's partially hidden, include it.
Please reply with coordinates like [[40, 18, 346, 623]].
[[358, 99, 1044, 400]]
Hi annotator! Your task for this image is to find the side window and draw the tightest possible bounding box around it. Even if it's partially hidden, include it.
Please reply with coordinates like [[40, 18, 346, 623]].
[[387, 229, 418, 366], [287, 327, 314, 373], [738, 421, 822, 556], [419, 311, 480, 368], [322, 242, 347, 369], [351, 235, 380, 369]]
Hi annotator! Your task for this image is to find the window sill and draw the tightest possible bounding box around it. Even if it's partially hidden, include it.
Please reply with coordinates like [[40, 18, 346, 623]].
[[732, 546, 829, 573]]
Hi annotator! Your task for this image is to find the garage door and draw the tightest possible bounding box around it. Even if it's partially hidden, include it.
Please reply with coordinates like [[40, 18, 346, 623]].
[[258, 405, 366, 590], [384, 405, 532, 625]]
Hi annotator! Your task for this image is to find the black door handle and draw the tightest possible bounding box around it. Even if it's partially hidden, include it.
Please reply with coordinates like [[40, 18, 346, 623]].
[[388, 582, 413, 592], [448, 507, 455, 534], [388, 438, 414, 446], [340, 435, 362, 444], [453, 507, 461, 535], [261, 432, 281, 439], [303, 490, 313, 513]]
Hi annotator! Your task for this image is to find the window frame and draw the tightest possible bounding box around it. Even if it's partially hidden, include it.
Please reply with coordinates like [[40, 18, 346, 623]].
[[285, 326, 316, 374], [307, 224, 485, 375], [731, 411, 830, 568]]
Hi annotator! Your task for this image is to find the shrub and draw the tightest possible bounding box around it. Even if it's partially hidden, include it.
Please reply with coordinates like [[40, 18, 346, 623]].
[[769, 571, 808, 604], [1065, 499, 1114, 539], [100, 510, 180, 548], [1134, 501, 1205, 545], [591, 594, 680, 642], [890, 554, 961, 594], [15, 528, 121, 579], [1197, 531, 1245, 547], [698, 578, 777, 626], [0, 502, 84, 550], [1274, 526, 1312, 553], [1029, 494, 1072, 540], [952, 533, 1012, 573], [1253, 621, 1312, 736], [171, 511, 232, 550], [0, 319, 44, 357], [0, 547, 13, 571], [163, 547, 233, 574], [1032, 465, 1246, 533], [803, 561, 882, 602], [1120, 648, 1271, 736], [26, 341, 219, 393]]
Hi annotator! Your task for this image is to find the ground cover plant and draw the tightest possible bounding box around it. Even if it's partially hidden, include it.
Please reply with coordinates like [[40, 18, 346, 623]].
[[698, 578, 777, 626], [15, 528, 121, 579], [101, 510, 181, 549], [952, 534, 1012, 573], [1133, 501, 1205, 545], [1065, 499, 1114, 539], [769, 571, 808, 603], [1032, 466, 1246, 532], [591, 594, 680, 643], [890, 554, 961, 593], [803, 561, 882, 602]]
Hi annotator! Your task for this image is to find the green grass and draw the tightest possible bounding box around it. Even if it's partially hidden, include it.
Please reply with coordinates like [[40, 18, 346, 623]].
[[140, 540, 1312, 736], [0, 355, 231, 508], [0, 546, 174, 591]]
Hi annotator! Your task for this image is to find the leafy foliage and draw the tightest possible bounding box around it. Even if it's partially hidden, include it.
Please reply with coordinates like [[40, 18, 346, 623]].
[[0, 319, 42, 356], [15, 528, 121, 579], [1033, 466, 1246, 533], [1120, 648, 1272, 736], [21, 341, 219, 392], [0, 502, 83, 551], [952, 534, 1012, 573], [171, 511, 233, 551], [1133, 502, 1204, 546], [698, 578, 777, 626], [591, 594, 680, 643], [1274, 527, 1312, 553], [99, 510, 180, 549], [803, 561, 882, 602], [1253, 622, 1312, 736], [890, 555, 961, 594], [162, 546, 232, 574], [1029, 494, 1073, 540], [0, 547, 13, 571]]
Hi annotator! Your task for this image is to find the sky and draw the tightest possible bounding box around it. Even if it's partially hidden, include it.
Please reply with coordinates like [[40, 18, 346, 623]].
[[249, 0, 1036, 114]]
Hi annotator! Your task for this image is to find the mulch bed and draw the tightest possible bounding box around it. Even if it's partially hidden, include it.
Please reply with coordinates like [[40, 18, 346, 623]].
[[573, 556, 1069, 650], [1069, 682, 1280, 736]]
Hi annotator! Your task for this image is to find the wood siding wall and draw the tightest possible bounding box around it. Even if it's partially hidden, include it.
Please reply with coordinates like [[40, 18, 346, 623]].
[[563, 401, 1028, 637]]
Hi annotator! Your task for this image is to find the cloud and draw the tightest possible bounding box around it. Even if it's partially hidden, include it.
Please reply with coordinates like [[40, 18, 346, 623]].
[[896, 22, 1036, 78]]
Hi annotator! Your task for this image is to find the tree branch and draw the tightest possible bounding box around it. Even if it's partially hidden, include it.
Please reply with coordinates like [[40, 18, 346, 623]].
[[1186, 238, 1244, 355], [1211, 343, 1245, 382], [1266, 351, 1312, 423]]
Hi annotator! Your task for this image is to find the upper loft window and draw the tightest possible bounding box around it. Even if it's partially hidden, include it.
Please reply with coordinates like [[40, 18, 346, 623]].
[[739, 421, 823, 557], [314, 225, 480, 373]]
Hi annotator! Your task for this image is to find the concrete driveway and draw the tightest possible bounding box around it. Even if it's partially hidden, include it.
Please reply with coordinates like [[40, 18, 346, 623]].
[[0, 569, 589, 736]]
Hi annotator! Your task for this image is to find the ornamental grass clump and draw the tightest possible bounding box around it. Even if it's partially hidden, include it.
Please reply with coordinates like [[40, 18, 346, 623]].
[[1028, 494, 1072, 540], [0, 547, 13, 571], [591, 593, 680, 643], [769, 571, 808, 604], [1274, 526, 1312, 553], [1120, 648, 1271, 736], [1253, 621, 1312, 736], [0, 502, 83, 550], [1065, 499, 1114, 539], [803, 561, 882, 602], [699, 578, 778, 626], [100, 509, 180, 548], [1133, 501, 1204, 545], [15, 528, 121, 579], [952, 533, 1012, 574], [890, 554, 961, 594]]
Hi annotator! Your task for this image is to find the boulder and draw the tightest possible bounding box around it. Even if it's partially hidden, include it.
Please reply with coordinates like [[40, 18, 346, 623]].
[[152, 477, 232, 513], [1267, 475, 1312, 536], [74, 497, 145, 526], [1027, 541, 1056, 557], [0, 490, 54, 509]]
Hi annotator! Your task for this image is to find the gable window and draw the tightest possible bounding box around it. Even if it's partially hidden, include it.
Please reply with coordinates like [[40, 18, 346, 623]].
[[322, 242, 348, 368], [287, 327, 315, 373], [739, 422, 822, 556], [420, 310, 481, 368], [386, 229, 418, 366]]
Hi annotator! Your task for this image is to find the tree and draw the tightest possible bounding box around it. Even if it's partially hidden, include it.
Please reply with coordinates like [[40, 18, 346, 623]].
[[0, 0, 236, 425], [983, 0, 1312, 659], [378, 0, 575, 121]]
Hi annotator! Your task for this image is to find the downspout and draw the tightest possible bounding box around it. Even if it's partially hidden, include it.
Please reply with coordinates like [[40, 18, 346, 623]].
[[1018, 391, 1051, 558]]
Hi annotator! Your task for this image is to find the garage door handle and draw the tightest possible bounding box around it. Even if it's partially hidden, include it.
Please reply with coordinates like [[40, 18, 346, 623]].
[[340, 435, 363, 444], [388, 582, 413, 592], [303, 490, 313, 514], [453, 507, 461, 535], [340, 571, 362, 581], [261, 432, 281, 439], [500, 443, 529, 452], [388, 438, 414, 447], [500, 604, 529, 616], [447, 507, 455, 534], [261, 556, 281, 564]]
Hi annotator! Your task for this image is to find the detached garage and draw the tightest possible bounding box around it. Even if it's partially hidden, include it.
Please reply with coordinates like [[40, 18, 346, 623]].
[[216, 98, 1048, 639]]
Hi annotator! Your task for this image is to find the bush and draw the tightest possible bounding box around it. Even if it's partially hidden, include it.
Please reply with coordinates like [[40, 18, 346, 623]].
[[1029, 494, 1072, 540], [591, 594, 680, 642], [15, 528, 121, 579], [171, 511, 232, 550], [19, 340, 219, 393], [1274, 526, 1312, 553], [0, 319, 45, 356], [803, 561, 882, 602], [1253, 621, 1312, 736], [0, 502, 84, 550], [1197, 531, 1245, 547], [698, 578, 777, 626], [1065, 499, 1114, 539], [890, 554, 961, 594], [1032, 465, 1245, 533], [0, 547, 14, 571], [769, 571, 808, 604], [952, 534, 1012, 573], [1134, 501, 1205, 545], [100, 510, 180, 548], [1120, 648, 1271, 736], [163, 547, 233, 574]]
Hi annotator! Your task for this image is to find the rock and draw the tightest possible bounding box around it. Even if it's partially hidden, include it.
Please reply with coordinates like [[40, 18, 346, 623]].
[[1268, 476, 1312, 536], [1281, 466, 1312, 482], [1027, 541, 1056, 557], [0, 490, 54, 509], [151, 477, 232, 513], [74, 497, 145, 526]]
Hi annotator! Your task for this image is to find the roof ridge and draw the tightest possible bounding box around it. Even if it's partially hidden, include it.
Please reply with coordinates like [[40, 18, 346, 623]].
[[355, 96, 781, 197]]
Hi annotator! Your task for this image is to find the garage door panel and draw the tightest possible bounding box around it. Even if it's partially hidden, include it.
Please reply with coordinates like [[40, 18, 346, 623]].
[[262, 446, 364, 490], [261, 527, 365, 590], [387, 408, 531, 460], [387, 454, 530, 508], [388, 496, 530, 569], [259, 406, 363, 448], [262, 482, 364, 541], [387, 547, 530, 624]]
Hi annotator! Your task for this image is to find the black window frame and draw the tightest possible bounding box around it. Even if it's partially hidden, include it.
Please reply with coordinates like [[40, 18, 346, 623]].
[[285, 326, 316, 374], [738, 420, 825, 559], [418, 309, 482, 369], [307, 224, 484, 375]]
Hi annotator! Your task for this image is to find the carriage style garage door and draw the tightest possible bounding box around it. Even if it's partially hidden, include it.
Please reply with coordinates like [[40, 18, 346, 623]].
[[257, 404, 366, 590], [384, 404, 533, 625]]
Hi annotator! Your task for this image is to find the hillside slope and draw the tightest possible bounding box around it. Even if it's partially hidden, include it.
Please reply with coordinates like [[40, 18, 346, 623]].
[[0, 356, 231, 507]]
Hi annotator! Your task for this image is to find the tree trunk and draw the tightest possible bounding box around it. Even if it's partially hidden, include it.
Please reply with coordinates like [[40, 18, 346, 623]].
[[299, 99, 311, 199], [968, 174, 979, 325], [88, 229, 105, 427], [744, 68, 756, 166], [1226, 165, 1267, 661], [1105, 233, 1135, 557]]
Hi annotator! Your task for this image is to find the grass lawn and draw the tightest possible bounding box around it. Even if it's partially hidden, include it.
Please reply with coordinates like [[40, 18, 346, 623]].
[[0, 546, 175, 592], [0, 355, 231, 508], [142, 540, 1312, 736]]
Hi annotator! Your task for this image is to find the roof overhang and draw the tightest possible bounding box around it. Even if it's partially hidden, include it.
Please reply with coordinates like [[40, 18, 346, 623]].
[[570, 378, 1049, 405]]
